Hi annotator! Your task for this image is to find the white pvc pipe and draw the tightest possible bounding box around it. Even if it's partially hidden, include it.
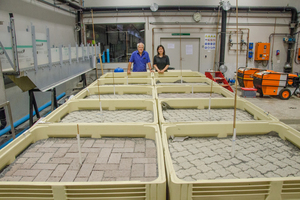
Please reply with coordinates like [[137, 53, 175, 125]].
[[100, 101, 103, 122], [231, 128, 237, 157], [77, 130, 82, 165], [208, 97, 211, 119]]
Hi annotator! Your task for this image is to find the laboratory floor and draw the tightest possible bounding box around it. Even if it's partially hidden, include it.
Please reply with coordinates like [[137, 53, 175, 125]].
[[233, 85, 300, 131]]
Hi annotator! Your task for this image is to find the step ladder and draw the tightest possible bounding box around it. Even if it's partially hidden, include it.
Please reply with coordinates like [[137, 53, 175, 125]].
[[205, 71, 234, 92]]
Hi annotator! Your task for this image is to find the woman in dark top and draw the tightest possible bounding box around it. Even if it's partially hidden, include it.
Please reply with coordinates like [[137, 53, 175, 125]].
[[153, 45, 170, 73]]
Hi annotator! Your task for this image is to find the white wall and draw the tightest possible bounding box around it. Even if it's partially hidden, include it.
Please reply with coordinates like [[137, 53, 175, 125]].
[[84, 9, 298, 79], [83, 0, 300, 77], [0, 0, 81, 123]]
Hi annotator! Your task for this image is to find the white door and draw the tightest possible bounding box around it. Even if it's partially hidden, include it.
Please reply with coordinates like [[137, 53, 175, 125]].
[[160, 38, 200, 71]]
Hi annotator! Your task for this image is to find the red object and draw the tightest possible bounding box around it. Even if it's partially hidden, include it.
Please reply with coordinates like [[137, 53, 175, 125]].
[[205, 71, 234, 92], [241, 88, 257, 91]]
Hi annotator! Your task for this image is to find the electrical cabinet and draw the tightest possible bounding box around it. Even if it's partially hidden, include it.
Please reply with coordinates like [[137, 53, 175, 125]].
[[254, 43, 270, 61]]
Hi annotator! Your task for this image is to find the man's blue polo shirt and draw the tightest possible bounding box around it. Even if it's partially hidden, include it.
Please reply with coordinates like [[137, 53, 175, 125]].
[[129, 50, 151, 72]]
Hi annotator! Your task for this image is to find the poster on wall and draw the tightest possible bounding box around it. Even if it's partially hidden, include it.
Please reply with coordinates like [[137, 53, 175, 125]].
[[204, 34, 216, 50], [186, 45, 193, 55], [168, 43, 175, 49]]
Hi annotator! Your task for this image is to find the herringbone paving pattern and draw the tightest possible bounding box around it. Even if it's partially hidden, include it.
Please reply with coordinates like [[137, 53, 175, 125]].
[[61, 110, 153, 123], [86, 94, 152, 99], [0, 138, 157, 182]]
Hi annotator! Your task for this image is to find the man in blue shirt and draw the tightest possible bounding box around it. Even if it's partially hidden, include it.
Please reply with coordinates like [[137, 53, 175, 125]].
[[127, 43, 153, 74]]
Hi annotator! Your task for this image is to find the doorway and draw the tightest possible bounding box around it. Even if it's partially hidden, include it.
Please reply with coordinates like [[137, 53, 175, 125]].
[[160, 38, 200, 71]]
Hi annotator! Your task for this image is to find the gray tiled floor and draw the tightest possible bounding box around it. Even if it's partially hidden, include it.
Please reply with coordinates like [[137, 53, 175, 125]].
[[61, 110, 153, 123], [0, 138, 158, 182], [158, 93, 224, 98], [169, 132, 300, 181], [86, 94, 152, 99], [163, 108, 254, 122]]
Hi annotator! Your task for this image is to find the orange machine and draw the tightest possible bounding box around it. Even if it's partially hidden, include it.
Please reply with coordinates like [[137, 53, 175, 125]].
[[253, 71, 299, 100], [254, 43, 270, 61], [298, 48, 300, 61], [237, 67, 274, 88], [238, 68, 262, 88]]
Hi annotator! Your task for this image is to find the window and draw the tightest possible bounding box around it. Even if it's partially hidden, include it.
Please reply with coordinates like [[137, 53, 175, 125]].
[[86, 23, 145, 63]]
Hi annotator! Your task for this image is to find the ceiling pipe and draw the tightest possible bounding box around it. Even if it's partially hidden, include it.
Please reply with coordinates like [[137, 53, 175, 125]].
[[37, 0, 76, 14], [219, 8, 227, 69]]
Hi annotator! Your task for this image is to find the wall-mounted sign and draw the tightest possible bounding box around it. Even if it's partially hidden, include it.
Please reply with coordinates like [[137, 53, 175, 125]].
[[204, 34, 216, 50]]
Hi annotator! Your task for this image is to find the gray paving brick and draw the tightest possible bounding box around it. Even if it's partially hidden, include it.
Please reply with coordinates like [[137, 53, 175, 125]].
[[61, 171, 78, 182], [22, 153, 43, 158], [37, 148, 58, 153], [99, 148, 112, 158], [108, 153, 121, 164], [82, 140, 95, 148], [74, 177, 88, 182], [135, 144, 146, 152], [53, 148, 69, 157], [88, 171, 104, 182], [19, 163, 35, 169], [15, 158, 28, 164], [122, 153, 145, 158], [205, 171, 220, 179], [119, 159, 132, 170], [96, 157, 109, 164], [0, 176, 22, 181], [4, 164, 22, 176], [112, 148, 134, 153], [33, 170, 52, 182], [102, 177, 116, 181], [146, 148, 157, 158], [196, 165, 212, 173], [38, 153, 54, 163], [133, 158, 156, 164], [104, 170, 131, 178], [14, 170, 40, 177], [77, 164, 94, 177], [51, 164, 69, 177], [49, 158, 74, 164], [180, 162, 193, 169], [131, 164, 145, 177], [20, 177, 35, 181], [93, 164, 119, 171], [32, 164, 57, 170], [116, 177, 130, 181], [125, 140, 135, 148], [46, 177, 61, 182], [192, 173, 208, 180]]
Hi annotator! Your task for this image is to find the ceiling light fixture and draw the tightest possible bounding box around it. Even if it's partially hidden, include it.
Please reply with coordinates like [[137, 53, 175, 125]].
[[150, 3, 158, 12], [220, 1, 231, 11]]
